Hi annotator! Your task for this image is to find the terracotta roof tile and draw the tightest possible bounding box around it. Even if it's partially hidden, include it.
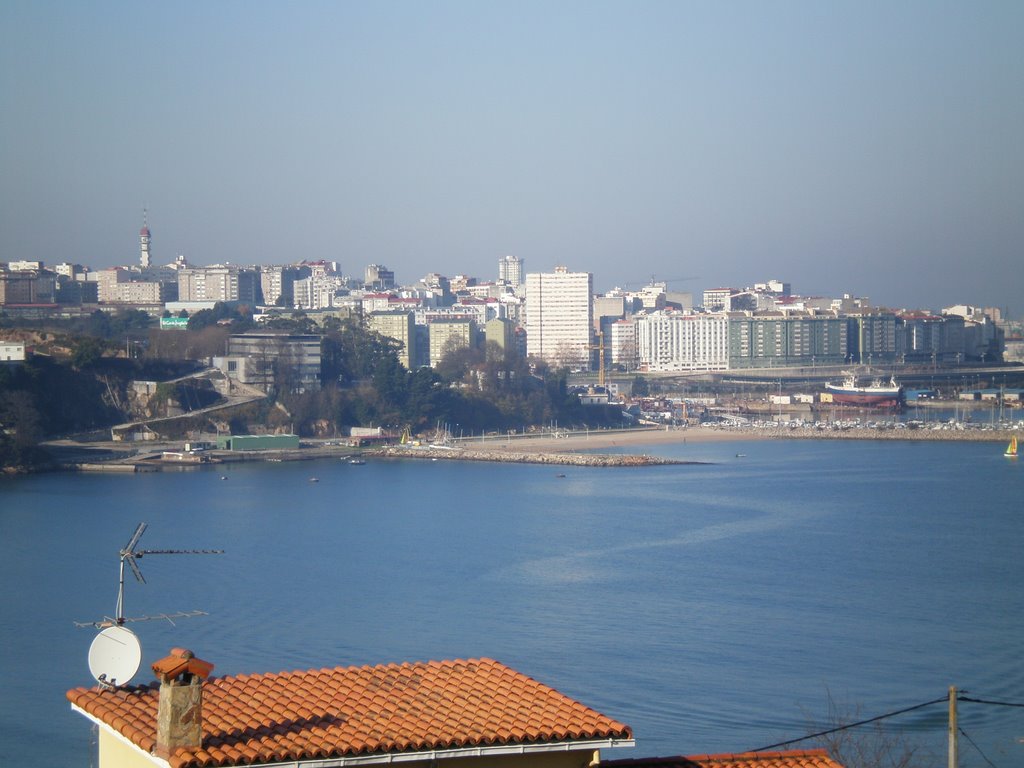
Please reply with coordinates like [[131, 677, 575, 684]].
[[603, 750, 845, 768], [68, 657, 632, 768]]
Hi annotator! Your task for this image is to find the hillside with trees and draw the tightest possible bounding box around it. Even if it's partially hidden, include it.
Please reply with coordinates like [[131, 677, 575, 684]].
[[0, 309, 624, 469]]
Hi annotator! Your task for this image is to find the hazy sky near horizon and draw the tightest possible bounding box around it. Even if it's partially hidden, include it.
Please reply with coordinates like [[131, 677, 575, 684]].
[[2, 1, 1022, 314]]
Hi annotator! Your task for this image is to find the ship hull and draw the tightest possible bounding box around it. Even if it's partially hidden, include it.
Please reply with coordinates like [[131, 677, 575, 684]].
[[825, 382, 903, 408], [826, 390, 903, 407]]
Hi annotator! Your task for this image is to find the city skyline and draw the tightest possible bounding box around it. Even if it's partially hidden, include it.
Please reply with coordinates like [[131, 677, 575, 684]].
[[2, 2, 1021, 315]]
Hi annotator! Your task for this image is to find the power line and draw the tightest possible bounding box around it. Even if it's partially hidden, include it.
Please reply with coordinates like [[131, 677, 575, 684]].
[[959, 695, 1024, 709], [959, 726, 999, 768], [752, 691, 1024, 755], [751, 696, 948, 752]]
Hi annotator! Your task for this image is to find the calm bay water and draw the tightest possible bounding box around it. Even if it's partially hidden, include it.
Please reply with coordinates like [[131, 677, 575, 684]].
[[1, 438, 1022, 767]]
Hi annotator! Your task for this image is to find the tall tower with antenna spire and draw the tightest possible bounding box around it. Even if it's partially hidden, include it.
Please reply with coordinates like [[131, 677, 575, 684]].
[[140, 210, 151, 268]]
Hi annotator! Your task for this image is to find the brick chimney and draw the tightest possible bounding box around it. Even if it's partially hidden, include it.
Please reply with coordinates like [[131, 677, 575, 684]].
[[151, 648, 214, 756]]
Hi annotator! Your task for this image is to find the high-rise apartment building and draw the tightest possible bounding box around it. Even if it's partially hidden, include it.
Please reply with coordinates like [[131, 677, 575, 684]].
[[728, 312, 848, 368], [365, 264, 395, 290], [608, 319, 638, 370], [367, 310, 417, 370], [178, 266, 259, 304], [96, 266, 177, 304], [498, 255, 523, 286], [260, 266, 308, 307], [635, 313, 729, 372], [524, 267, 593, 368], [484, 316, 515, 353], [428, 318, 474, 368]]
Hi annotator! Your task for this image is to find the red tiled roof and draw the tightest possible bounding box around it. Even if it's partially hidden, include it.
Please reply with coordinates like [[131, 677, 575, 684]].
[[67, 657, 632, 768], [604, 750, 843, 768]]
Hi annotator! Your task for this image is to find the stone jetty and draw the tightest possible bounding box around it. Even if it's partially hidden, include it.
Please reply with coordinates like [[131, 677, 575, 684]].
[[374, 446, 702, 467]]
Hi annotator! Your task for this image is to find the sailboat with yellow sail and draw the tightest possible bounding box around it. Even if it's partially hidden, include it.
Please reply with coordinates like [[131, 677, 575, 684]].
[[1006, 435, 1018, 458]]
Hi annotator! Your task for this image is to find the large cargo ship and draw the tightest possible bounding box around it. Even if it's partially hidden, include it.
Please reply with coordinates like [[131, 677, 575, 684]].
[[824, 372, 903, 408]]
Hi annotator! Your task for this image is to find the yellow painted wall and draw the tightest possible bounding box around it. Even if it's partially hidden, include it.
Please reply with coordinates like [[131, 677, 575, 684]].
[[97, 728, 609, 768], [407, 750, 600, 768], [99, 728, 156, 768]]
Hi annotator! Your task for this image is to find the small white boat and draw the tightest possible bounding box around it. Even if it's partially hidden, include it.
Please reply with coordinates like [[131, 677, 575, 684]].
[[1005, 435, 1018, 459]]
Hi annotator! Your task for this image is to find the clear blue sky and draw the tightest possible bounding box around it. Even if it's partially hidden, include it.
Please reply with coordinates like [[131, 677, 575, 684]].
[[2, 1, 1021, 314]]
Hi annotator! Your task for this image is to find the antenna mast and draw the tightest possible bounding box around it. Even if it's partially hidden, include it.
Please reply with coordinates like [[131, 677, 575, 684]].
[[112, 522, 223, 625]]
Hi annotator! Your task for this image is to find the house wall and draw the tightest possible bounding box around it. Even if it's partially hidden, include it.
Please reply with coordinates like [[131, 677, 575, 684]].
[[94, 723, 607, 768], [99, 728, 153, 768], [388, 749, 598, 768], [1, 342, 27, 361], [450, 750, 598, 768]]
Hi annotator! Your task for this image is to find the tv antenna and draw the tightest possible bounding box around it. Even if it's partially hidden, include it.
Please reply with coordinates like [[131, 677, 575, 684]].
[[75, 522, 223, 629], [76, 523, 223, 690]]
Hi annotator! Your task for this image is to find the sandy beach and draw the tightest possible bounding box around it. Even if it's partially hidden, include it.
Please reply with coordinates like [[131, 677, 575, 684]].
[[457, 423, 1018, 455], [459, 427, 764, 454]]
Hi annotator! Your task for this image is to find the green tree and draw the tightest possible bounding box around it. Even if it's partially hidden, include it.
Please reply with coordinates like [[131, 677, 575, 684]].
[[187, 302, 252, 331], [0, 390, 45, 467], [321, 319, 402, 385], [71, 337, 107, 369]]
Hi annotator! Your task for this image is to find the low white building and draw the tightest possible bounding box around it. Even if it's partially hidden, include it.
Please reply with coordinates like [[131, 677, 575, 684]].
[[1, 341, 28, 361]]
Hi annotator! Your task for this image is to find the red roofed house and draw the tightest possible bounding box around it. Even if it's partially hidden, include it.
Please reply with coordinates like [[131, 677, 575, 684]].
[[67, 652, 635, 768]]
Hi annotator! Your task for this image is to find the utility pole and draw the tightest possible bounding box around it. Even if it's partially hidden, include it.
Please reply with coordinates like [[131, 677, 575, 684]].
[[948, 685, 958, 768]]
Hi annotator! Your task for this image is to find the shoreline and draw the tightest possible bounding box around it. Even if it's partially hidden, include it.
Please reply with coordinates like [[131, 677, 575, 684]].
[[25, 424, 1022, 475], [445, 424, 1019, 454]]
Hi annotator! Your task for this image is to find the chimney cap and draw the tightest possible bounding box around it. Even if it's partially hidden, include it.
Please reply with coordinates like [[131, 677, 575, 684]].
[[152, 649, 214, 683]]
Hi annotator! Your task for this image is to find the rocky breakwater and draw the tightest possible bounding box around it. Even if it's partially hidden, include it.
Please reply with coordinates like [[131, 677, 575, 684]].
[[375, 446, 701, 467]]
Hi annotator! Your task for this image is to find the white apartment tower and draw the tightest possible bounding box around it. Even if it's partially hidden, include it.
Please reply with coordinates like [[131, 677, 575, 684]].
[[635, 312, 729, 372], [524, 267, 593, 368], [498, 255, 523, 286], [608, 319, 638, 370]]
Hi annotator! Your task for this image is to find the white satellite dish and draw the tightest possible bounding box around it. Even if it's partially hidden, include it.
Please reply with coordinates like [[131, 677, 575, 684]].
[[88, 625, 142, 688]]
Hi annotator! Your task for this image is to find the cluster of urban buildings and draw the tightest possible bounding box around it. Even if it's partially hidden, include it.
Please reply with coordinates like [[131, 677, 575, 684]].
[[0, 219, 1013, 381]]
